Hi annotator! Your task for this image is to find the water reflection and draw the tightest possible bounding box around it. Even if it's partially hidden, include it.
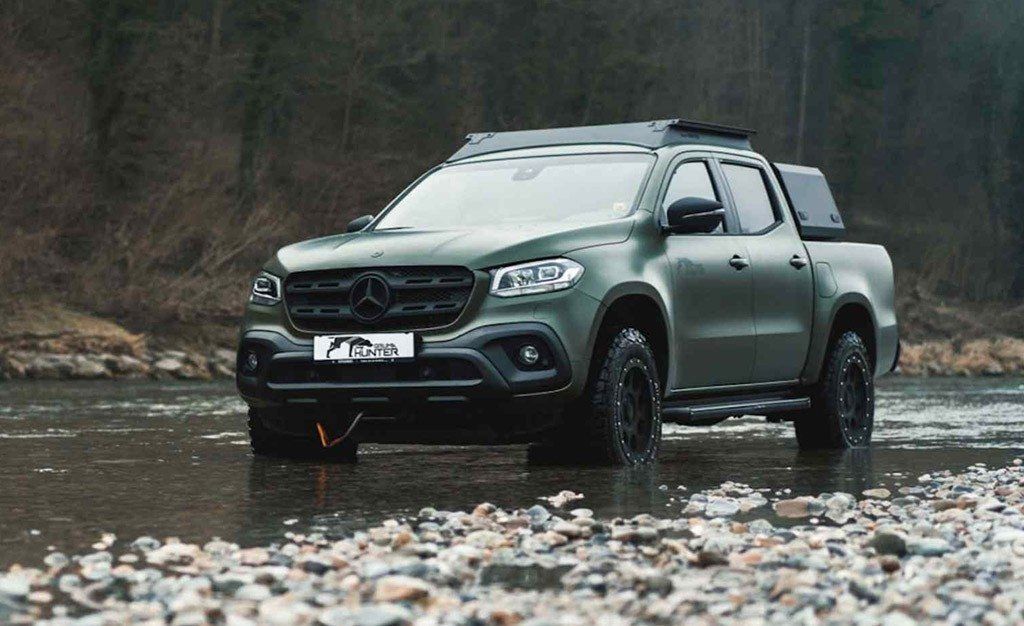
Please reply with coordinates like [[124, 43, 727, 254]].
[[1, 377, 1023, 568]]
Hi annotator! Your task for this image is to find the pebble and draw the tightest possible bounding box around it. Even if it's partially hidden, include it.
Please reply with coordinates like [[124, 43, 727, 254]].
[[773, 498, 811, 518], [10, 460, 1024, 626], [863, 488, 892, 499]]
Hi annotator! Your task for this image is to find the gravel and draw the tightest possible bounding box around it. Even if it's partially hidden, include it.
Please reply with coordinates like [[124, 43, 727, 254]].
[[6, 460, 1024, 625]]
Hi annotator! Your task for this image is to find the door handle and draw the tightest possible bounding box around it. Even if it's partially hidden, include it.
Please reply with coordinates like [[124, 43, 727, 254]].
[[789, 255, 808, 269], [729, 255, 750, 270]]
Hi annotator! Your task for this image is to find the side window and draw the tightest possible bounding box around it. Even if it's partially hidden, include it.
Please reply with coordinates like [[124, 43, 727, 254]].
[[721, 163, 778, 234], [662, 161, 723, 233]]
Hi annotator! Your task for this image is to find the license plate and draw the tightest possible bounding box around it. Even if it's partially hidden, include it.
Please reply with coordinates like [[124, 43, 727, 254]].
[[313, 333, 415, 363]]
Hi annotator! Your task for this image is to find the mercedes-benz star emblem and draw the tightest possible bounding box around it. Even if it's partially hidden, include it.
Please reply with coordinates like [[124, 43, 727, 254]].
[[349, 274, 390, 323]]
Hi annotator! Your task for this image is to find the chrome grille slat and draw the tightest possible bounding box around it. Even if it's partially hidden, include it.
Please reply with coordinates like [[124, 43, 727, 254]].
[[284, 266, 474, 332]]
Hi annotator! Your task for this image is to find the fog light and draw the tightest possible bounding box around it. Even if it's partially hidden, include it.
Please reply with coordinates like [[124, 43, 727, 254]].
[[518, 344, 540, 366], [243, 350, 259, 374]]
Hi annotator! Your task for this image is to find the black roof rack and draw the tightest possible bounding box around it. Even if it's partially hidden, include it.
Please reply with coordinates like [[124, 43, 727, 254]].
[[447, 118, 755, 162]]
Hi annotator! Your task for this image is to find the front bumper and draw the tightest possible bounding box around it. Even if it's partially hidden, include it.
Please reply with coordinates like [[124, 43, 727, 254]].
[[236, 322, 573, 410]]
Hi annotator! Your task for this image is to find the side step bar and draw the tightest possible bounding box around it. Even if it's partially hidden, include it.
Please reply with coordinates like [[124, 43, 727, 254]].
[[663, 396, 810, 426]]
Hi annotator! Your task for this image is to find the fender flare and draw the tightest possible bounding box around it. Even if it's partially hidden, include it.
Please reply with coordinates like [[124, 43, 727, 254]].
[[582, 282, 674, 385], [801, 292, 879, 384]]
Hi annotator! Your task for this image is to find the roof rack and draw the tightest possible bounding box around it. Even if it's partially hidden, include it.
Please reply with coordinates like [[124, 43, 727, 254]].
[[447, 118, 755, 161]]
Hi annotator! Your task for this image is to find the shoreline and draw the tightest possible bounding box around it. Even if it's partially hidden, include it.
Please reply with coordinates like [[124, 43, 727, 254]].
[[3, 462, 1023, 624], [4, 337, 1024, 380]]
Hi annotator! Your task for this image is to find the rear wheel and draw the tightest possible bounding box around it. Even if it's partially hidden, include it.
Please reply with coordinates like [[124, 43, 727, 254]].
[[574, 327, 662, 465], [248, 407, 358, 462], [794, 331, 874, 449]]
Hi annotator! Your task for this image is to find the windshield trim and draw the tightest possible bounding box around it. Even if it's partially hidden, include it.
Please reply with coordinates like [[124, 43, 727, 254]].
[[368, 151, 659, 232]]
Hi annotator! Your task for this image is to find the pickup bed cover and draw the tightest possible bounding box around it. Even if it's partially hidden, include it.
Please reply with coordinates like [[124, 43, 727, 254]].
[[773, 163, 846, 241]]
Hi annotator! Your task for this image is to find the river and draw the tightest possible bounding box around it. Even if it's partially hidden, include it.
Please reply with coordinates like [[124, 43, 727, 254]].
[[2, 377, 1023, 568]]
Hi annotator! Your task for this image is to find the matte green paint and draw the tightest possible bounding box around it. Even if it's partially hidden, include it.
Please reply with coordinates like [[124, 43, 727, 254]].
[[244, 142, 897, 398]]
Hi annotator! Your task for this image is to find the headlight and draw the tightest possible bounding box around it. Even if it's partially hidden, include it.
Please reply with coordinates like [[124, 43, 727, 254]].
[[490, 259, 584, 298], [250, 271, 282, 305]]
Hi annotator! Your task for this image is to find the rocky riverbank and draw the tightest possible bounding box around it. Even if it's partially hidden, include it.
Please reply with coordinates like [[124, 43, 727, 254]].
[[4, 462, 1024, 625], [0, 349, 236, 381]]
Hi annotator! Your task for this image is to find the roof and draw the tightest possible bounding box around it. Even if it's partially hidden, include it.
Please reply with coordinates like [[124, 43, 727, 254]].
[[447, 119, 755, 162]]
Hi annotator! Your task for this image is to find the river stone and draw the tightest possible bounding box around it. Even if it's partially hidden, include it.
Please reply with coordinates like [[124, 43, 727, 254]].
[[373, 575, 432, 602], [705, 498, 741, 517], [774, 499, 811, 518], [234, 584, 271, 602], [351, 604, 412, 626], [862, 488, 891, 499], [908, 537, 952, 556], [43, 552, 69, 569], [525, 505, 551, 524], [479, 563, 572, 590], [869, 531, 908, 556], [695, 550, 729, 568], [0, 574, 30, 598]]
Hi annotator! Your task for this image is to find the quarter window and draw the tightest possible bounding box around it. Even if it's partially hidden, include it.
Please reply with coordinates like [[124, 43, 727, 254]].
[[662, 161, 723, 233], [721, 163, 777, 234]]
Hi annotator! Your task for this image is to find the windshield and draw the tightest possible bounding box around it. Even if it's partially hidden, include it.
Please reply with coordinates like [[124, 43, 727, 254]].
[[374, 152, 654, 230]]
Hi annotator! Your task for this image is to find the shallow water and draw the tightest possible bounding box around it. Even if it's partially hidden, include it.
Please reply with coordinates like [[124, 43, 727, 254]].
[[1, 377, 1023, 568]]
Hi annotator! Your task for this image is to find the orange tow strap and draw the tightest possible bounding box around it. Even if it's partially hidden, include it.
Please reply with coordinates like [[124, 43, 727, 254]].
[[315, 412, 364, 448]]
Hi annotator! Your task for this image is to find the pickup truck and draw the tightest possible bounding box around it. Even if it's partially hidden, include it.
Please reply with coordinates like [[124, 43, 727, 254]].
[[236, 119, 898, 465]]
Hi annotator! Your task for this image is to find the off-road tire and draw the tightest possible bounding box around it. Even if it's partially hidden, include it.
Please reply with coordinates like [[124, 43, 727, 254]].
[[794, 331, 874, 449], [248, 407, 358, 462], [577, 327, 663, 465]]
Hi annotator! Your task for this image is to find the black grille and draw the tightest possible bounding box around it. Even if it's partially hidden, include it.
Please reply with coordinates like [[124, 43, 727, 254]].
[[269, 358, 481, 385], [284, 266, 474, 332]]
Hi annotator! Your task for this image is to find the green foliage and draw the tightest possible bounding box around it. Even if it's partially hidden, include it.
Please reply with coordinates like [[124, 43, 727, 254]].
[[3, 0, 1024, 325]]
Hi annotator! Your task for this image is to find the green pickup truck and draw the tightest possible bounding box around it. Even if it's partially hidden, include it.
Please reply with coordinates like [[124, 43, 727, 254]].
[[236, 119, 898, 465]]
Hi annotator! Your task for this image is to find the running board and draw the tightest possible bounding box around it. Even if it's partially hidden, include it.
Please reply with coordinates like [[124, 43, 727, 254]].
[[663, 396, 810, 426]]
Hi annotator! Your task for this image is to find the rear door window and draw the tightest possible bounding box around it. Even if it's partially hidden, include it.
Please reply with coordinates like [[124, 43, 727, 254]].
[[721, 163, 778, 234]]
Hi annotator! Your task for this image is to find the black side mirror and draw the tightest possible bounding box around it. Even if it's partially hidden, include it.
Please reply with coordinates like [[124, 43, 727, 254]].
[[665, 197, 725, 234], [346, 214, 374, 233]]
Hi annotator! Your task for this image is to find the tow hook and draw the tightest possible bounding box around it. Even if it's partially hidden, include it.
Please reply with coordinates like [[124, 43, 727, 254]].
[[315, 412, 364, 448]]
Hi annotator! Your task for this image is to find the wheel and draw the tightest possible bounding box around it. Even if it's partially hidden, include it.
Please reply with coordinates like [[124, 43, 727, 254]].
[[577, 327, 663, 465], [794, 331, 874, 449], [248, 407, 358, 462]]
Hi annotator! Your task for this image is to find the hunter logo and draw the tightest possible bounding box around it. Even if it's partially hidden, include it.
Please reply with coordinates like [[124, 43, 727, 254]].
[[325, 336, 374, 359], [313, 332, 415, 363]]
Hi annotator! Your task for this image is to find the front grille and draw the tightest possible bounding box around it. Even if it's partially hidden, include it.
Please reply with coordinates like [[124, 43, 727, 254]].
[[284, 266, 475, 332]]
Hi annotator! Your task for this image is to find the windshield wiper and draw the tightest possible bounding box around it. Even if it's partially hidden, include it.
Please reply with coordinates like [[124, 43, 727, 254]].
[[372, 226, 415, 231]]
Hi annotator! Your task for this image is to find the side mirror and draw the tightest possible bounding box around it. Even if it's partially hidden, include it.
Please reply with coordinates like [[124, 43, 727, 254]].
[[665, 197, 725, 234], [346, 214, 374, 233]]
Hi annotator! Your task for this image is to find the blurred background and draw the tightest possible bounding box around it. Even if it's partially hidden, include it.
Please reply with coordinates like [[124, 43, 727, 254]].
[[1, 0, 1023, 361]]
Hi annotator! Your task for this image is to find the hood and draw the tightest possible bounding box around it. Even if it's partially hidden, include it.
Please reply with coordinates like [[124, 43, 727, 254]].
[[268, 219, 634, 275]]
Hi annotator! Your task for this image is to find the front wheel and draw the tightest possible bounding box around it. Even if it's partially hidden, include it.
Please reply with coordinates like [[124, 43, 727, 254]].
[[794, 331, 874, 449], [578, 327, 663, 465]]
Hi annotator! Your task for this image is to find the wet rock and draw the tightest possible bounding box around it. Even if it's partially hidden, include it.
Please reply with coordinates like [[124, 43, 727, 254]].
[[43, 552, 69, 569], [373, 575, 432, 602], [0, 573, 30, 598], [879, 555, 901, 573], [862, 488, 891, 499], [539, 490, 583, 508], [695, 550, 729, 568], [525, 505, 551, 525], [705, 498, 741, 517], [351, 604, 412, 626], [773, 498, 811, 518], [869, 531, 908, 556], [234, 581, 270, 602], [908, 537, 952, 556], [479, 563, 573, 590]]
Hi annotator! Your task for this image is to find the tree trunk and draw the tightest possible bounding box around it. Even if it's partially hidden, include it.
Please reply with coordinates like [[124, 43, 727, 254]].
[[796, 3, 812, 164]]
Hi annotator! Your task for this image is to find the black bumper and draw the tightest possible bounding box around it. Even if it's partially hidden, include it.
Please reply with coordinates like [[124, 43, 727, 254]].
[[236, 323, 572, 408]]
